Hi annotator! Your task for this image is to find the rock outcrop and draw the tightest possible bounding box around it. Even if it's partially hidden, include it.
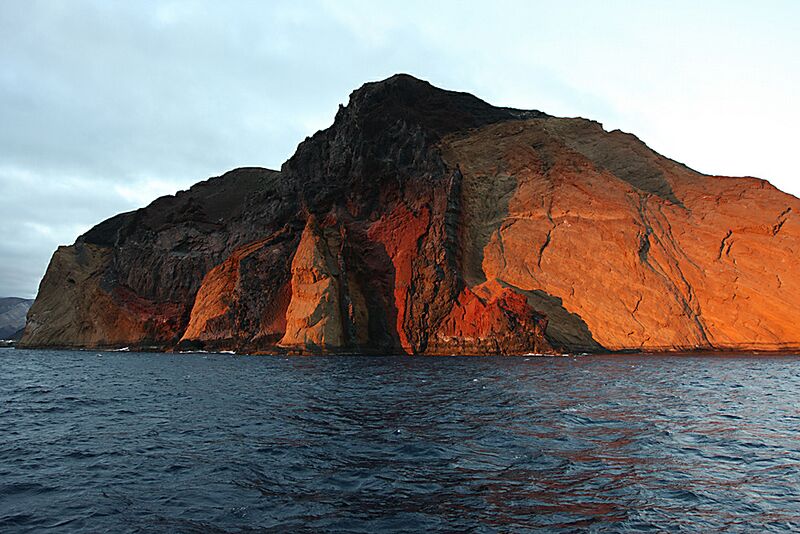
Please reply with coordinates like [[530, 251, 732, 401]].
[[20, 74, 800, 354], [279, 216, 347, 351]]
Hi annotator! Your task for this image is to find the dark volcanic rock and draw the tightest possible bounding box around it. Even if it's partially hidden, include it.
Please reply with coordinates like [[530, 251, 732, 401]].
[[20, 74, 800, 354]]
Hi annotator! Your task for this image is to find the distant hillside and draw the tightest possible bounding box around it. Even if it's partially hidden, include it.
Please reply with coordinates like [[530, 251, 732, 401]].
[[0, 298, 33, 339]]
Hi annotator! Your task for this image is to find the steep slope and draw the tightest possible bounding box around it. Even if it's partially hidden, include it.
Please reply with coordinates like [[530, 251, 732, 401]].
[[20, 74, 800, 354]]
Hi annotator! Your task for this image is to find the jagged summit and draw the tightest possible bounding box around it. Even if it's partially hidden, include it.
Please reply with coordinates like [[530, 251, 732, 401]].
[[340, 73, 548, 134], [20, 76, 800, 354], [282, 74, 552, 216]]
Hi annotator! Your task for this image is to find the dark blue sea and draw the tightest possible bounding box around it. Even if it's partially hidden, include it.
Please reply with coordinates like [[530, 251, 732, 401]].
[[2, 348, 800, 532]]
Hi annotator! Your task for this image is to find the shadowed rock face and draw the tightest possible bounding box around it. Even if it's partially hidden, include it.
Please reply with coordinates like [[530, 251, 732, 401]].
[[20, 74, 800, 354]]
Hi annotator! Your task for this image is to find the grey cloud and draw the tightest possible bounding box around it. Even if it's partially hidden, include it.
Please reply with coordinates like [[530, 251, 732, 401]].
[[1, 0, 442, 297]]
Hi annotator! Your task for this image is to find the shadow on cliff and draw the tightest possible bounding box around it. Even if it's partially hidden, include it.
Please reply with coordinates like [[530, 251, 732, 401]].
[[356, 238, 404, 353], [458, 173, 516, 286], [529, 290, 605, 352], [498, 282, 604, 353]]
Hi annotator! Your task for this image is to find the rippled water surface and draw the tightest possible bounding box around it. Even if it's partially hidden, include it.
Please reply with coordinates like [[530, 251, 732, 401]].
[[2, 349, 800, 532]]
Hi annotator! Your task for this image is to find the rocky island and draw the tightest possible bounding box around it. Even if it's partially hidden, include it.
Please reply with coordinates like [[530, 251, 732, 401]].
[[19, 75, 800, 354]]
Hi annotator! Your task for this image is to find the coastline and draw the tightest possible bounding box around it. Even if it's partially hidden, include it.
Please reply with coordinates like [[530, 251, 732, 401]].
[[10, 343, 800, 357]]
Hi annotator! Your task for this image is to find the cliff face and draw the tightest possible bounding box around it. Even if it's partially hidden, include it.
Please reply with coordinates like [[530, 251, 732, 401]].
[[20, 74, 800, 354]]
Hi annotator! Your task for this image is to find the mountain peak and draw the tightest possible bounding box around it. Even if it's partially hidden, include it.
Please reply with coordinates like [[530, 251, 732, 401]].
[[339, 74, 546, 137], [282, 74, 548, 182], [361, 72, 432, 89]]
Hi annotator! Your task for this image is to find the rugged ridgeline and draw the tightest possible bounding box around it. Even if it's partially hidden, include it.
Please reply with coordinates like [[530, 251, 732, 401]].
[[20, 75, 800, 354]]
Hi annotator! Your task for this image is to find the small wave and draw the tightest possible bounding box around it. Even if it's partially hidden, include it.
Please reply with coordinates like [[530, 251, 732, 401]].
[[3, 349, 800, 532]]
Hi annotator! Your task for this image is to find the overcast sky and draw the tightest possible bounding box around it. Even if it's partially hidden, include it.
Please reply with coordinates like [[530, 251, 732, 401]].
[[1, 1, 798, 298]]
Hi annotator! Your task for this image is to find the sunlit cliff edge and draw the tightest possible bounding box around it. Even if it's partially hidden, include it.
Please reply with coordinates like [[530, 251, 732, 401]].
[[19, 74, 800, 354]]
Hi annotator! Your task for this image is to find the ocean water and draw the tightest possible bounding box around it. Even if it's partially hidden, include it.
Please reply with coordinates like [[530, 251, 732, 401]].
[[2, 349, 800, 533]]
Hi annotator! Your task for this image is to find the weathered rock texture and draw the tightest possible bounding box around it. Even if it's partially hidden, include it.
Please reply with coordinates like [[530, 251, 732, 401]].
[[20, 75, 800, 354]]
